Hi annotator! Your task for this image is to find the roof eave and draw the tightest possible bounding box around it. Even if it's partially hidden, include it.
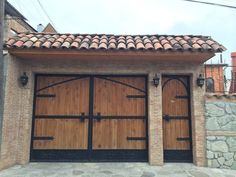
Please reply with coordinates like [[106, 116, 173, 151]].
[[7, 48, 216, 63]]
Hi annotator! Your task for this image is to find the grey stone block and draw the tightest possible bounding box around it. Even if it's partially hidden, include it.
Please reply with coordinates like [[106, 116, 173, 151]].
[[206, 118, 220, 130], [212, 159, 220, 168], [211, 141, 228, 152], [225, 104, 232, 114], [217, 157, 225, 165], [226, 137, 236, 152], [217, 116, 234, 127], [207, 141, 211, 150], [223, 152, 234, 160], [207, 136, 216, 141], [206, 103, 225, 117], [207, 151, 214, 159], [214, 152, 222, 158], [224, 158, 234, 167], [216, 136, 226, 141], [215, 102, 225, 108], [231, 161, 236, 170], [230, 103, 236, 115], [220, 121, 236, 131]]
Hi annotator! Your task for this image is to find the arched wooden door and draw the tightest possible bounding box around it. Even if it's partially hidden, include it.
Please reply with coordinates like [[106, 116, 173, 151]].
[[30, 75, 148, 162], [162, 76, 192, 162]]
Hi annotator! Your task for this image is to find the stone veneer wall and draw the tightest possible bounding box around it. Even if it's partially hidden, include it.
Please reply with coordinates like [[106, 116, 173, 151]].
[[205, 95, 236, 169]]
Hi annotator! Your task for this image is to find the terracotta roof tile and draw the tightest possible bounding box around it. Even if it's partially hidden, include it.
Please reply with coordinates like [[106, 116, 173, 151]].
[[98, 42, 107, 50], [136, 42, 145, 50], [42, 41, 52, 48], [38, 37, 47, 43], [52, 41, 61, 48], [182, 43, 192, 50], [6, 38, 16, 46], [89, 42, 99, 49], [4, 32, 226, 53], [127, 42, 135, 50], [117, 42, 126, 50], [79, 42, 89, 49], [13, 40, 24, 48], [108, 42, 116, 50], [61, 41, 70, 49], [145, 42, 154, 50], [22, 41, 33, 48], [163, 43, 173, 50], [100, 38, 107, 44], [32, 41, 42, 48], [153, 42, 163, 50], [192, 43, 202, 51]]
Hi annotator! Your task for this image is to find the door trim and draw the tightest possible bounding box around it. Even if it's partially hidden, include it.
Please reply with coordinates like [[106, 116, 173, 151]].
[[30, 74, 148, 162], [162, 75, 193, 162]]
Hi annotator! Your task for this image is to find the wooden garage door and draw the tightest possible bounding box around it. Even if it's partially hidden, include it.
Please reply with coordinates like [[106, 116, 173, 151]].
[[30, 75, 148, 162], [162, 76, 192, 162]]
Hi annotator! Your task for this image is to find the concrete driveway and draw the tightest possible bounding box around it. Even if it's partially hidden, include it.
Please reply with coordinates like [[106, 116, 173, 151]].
[[0, 163, 235, 177]]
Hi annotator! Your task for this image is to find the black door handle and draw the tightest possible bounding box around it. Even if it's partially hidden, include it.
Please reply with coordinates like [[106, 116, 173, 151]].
[[96, 112, 102, 122], [79, 112, 85, 122], [163, 114, 170, 121]]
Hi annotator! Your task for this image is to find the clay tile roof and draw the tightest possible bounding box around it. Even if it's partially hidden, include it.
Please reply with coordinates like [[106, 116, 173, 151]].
[[4, 32, 226, 53]]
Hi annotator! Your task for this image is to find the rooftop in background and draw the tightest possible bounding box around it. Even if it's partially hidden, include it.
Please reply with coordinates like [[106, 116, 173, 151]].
[[5, 1, 26, 20], [4, 1, 36, 33], [42, 23, 57, 33], [4, 33, 226, 52]]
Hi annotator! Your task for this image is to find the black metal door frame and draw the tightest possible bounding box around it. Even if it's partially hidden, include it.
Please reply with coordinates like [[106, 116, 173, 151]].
[[162, 75, 193, 162], [30, 74, 148, 162]]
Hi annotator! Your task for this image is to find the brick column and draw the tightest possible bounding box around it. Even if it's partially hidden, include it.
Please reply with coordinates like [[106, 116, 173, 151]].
[[148, 73, 163, 165], [191, 71, 206, 166]]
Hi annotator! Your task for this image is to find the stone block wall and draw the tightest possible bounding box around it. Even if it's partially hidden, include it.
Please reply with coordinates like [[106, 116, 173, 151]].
[[205, 95, 236, 169]]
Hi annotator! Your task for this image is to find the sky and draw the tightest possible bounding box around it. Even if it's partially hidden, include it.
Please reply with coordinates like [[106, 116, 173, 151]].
[[7, 0, 236, 67]]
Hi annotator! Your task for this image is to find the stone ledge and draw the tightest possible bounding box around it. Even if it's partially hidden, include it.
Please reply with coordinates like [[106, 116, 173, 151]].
[[207, 131, 236, 137], [205, 93, 236, 101]]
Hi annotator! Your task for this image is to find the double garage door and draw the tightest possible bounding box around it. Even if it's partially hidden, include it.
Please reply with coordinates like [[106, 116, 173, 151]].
[[30, 75, 148, 162]]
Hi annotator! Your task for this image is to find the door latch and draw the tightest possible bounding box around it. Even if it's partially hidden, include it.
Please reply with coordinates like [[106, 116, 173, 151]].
[[96, 112, 102, 122], [79, 112, 85, 122]]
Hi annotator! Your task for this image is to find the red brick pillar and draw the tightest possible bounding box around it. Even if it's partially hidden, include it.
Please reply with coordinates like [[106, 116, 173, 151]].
[[230, 52, 236, 93]]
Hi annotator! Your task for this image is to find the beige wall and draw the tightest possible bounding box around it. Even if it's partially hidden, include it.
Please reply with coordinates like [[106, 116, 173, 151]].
[[0, 55, 206, 169]]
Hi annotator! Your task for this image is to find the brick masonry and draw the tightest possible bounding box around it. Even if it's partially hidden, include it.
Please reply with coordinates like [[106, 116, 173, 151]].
[[0, 54, 206, 170], [205, 97, 236, 169]]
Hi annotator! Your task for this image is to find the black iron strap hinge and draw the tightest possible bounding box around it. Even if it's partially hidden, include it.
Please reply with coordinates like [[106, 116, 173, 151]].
[[36, 94, 56, 98], [127, 137, 147, 141], [33, 136, 54, 141], [175, 95, 189, 99], [176, 137, 190, 141], [126, 95, 146, 99]]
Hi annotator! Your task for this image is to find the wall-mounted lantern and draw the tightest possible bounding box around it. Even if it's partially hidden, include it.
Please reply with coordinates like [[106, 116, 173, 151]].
[[153, 74, 160, 87], [19, 72, 28, 86], [197, 74, 205, 87]]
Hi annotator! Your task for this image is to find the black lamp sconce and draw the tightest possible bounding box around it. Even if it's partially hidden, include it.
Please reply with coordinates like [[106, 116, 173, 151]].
[[153, 74, 160, 87], [197, 74, 205, 87], [19, 72, 29, 86]]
